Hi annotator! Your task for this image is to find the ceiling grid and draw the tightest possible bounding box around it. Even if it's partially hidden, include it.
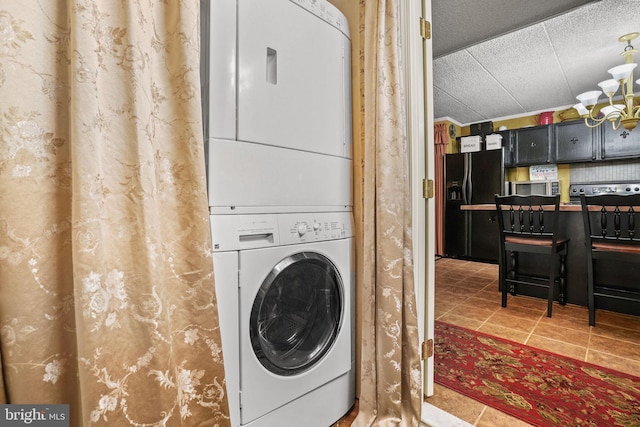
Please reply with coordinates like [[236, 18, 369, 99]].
[[433, 0, 640, 125]]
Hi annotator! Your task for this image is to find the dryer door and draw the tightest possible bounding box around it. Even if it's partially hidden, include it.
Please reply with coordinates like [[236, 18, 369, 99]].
[[237, 0, 350, 157], [250, 252, 343, 376]]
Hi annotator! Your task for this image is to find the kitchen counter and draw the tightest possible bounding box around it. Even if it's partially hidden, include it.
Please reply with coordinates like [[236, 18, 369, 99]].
[[461, 203, 580, 211], [454, 203, 636, 316]]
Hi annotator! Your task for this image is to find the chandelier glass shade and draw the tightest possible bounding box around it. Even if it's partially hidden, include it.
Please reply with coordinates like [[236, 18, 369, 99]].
[[573, 32, 640, 131]]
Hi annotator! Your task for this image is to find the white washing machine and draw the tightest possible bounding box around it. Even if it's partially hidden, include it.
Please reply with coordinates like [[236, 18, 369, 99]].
[[202, 1, 355, 424], [211, 211, 355, 427]]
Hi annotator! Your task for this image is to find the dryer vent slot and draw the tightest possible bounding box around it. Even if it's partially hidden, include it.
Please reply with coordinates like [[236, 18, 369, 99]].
[[239, 233, 274, 244]]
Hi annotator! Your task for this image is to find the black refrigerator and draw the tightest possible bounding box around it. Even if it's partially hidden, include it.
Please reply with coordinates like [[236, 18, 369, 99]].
[[444, 149, 505, 262]]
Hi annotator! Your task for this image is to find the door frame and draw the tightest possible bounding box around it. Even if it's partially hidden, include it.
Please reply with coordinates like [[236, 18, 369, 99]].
[[402, 0, 435, 397]]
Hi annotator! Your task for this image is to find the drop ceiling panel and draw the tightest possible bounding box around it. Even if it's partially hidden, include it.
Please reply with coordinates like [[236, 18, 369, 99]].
[[432, 0, 640, 124], [434, 50, 527, 121], [467, 23, 574, 112], [433, 87, 484, 124], [432, 0, 599, 58]]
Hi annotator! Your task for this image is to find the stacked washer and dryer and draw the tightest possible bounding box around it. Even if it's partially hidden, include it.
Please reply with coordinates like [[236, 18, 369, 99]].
[[201, 1, 354, 426]]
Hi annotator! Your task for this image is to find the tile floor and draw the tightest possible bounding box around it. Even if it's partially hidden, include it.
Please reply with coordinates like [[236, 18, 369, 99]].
[[426, 257, 640, 427], [335, 256, 640, 426]]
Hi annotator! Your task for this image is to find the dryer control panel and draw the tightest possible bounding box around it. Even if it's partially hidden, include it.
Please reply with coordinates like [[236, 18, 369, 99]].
[[280, 212, 352, 245], [211, 211, 353, 252]]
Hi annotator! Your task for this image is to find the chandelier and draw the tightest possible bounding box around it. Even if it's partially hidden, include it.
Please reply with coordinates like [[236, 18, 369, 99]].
[[572, 32, 640, 131]]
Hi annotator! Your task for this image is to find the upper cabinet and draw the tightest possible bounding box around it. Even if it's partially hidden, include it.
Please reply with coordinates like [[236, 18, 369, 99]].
[[497, 130, 515, 167], [472, 120, 640, 168], [508, 121, 640, 167], [514, 125, 551, 166], [600, 124, 640, 160], [554, 121, 596, 163]]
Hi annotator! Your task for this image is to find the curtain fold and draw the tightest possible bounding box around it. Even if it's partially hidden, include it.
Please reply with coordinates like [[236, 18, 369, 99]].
[[0, 1, 229, 425], [434, 123, 449, 256], [352, 0, 422, 425]]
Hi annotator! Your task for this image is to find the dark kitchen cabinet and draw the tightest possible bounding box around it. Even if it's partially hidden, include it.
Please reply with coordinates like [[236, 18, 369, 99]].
[[497, 130, 515, 167], [514, 125, 551, 165], [554, 121, 596, 163], [600, 124, 640, 160], [469, 210, 499, 263]]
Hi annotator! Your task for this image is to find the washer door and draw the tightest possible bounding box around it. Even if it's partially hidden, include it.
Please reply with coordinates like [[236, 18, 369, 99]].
[[250, 252, 343, 376]]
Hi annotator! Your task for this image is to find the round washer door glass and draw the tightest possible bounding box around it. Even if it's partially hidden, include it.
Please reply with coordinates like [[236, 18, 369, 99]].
[[250, 252, 343, 376]]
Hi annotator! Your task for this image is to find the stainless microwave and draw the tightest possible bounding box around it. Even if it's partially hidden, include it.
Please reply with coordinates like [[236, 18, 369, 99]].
[[509, 180, 560, 196]]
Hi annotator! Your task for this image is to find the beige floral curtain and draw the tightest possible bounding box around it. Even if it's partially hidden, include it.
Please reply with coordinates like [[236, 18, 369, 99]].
[[0, 1, 230, 426], [434, 123, 449, 256], [352, 0, 422, 425]]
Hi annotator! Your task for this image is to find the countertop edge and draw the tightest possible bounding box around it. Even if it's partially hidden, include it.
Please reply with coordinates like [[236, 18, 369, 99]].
[[460, 203, 581, 211]]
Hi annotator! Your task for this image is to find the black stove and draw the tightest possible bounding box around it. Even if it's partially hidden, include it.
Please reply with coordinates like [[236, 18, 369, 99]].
[[569, 181, 640, 204]]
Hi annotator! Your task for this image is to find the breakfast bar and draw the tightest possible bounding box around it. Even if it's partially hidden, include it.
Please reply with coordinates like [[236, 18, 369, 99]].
[[460, 203, 638, 316], [461, 203, 582, 212]]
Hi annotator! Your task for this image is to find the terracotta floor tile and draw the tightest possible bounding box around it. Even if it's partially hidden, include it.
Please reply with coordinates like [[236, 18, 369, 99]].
[[476, 406, 535, 427], [425, 384, 486, 425], [440, 264, 475, 275], [463, 276, 496, 287], [545, 303, 589, 320], [435, 303, 457, 318], [536, 314, 591, 334], [471, 264, 494, 273], [434, 309, 452, 319], [463, 296, 503, 311], [590, 310, 640, 330], [496, 305, 546, 321], [594, 313, 640, 330], [436, 292, 471, 306], [437, 313, 484, 330], [590, 324, 640, 343], [588, 334, 640, 360], [586, 350, 640, 378], [485, 311, 538, 334], [477, 323, 530, 344], [448, 283, 488, 294], [438, 276, 468, 286], [448, 304, 498, 323], [531, 324, 591, 348], [524, 334, 587, 361], [472, 288, 502, 301], [504, 295, 549, 312]]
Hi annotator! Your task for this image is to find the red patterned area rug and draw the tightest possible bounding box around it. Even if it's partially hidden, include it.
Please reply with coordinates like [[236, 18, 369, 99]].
[[434, 321, 640, 427]]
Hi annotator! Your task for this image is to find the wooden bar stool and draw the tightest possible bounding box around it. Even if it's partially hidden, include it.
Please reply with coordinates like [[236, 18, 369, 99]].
[[580, 194, 640, 326], [495, 195, 569, 317]]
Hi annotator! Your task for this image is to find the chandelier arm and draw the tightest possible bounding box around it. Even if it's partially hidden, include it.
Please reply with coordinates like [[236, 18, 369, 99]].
[[583, 116, 608, 128], [612, 119, 622, 130]]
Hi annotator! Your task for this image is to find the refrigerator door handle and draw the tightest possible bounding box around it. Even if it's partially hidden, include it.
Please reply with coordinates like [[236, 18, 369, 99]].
[[462, 153, 469, 204], [467, 154, 473, 203]]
